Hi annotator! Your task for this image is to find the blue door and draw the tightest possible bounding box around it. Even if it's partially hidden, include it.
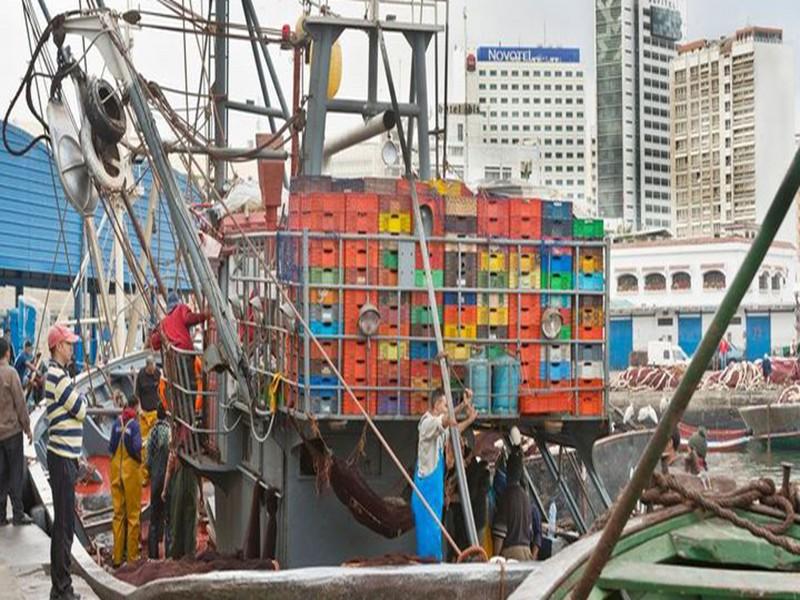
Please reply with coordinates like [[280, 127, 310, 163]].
[[746, 314, 771, 361], [610, 318, 633, 370], [678, 315, 702, 357]]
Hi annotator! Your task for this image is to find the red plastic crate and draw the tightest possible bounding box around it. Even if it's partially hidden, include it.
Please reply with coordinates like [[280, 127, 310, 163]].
[[308, 239, 339, 268], [344, 267, 372, 285], [379, 194, 412, 213], [378, 266, 399, 287], [508, 295, 542, 331], [443, 304, 478, 325], [343, 384, 377, 415], [344, 240, 380, 270], [301, 192, 346, 215], [578, 324, 603, 341], [377, 360, 410, 386], [478, 198, 510, 238], [517, 322, 541, 342], [343, 290, 378, 335], [521, 379, 573, 415], [301, 209, 345, 232], [579, 307, 603, 328], [342, 339, 377, 381], [578, 378, 603, 416], [345, 211, 379, 234], [219, 211, 276, 235], [509, 198, 542, 240], [345, 193, 379, 215], [396, 179, 433, 197], [415, 244, 445, 270]]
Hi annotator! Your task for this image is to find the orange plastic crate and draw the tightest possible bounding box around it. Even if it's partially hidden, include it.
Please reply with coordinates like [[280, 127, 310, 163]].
[[344, 240, 379, 270], [577, 324, 603, 341]]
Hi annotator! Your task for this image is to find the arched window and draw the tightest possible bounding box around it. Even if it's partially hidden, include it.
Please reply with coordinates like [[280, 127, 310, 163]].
[[617, 274, 638, 292], [671, 271, 691, 291], [759, 272, 769, 291], [644, 273, 666, 291], [772, 273, 783, 291], [703, 270, 726, 290]]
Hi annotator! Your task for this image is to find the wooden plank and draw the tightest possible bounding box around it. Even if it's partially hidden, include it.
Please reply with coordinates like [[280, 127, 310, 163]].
[[598, 562, 800, 598], [670, 518, 800, 571]]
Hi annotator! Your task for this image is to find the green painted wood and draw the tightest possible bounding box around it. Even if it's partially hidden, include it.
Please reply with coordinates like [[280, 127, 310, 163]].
[[670, 518, 800, 570], [598, 562, 800, 598], [549, 512, 702, 599]]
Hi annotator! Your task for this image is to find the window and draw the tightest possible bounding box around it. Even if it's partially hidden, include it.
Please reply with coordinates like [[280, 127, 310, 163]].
[[671, 272, 691, 291], [644, 273, 666, 291], [484, 166, 501, 180], [772, 274, 783, 291], [657, 317, 673, 327], [617, 274, 638, 293], [703, 270, 726, 291], [759, 272, 769, 291], [457, 123, 464, 142]]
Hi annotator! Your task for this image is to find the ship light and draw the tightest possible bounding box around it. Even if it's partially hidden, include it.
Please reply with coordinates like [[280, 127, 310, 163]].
[[357, 303, 381, 337], [541, 307, 563, 340]]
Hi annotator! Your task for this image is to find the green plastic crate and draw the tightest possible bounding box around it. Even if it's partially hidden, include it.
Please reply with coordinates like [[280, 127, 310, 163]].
[[415, 269, 444, 288], [546, 272, 574, 290], [477, 271, 509, 289], [411, 305, 443, 325], [558, 324, 572, 341], [573, 218, 604, 239], [382, 248, 399, 269], [309, 267, 342, 285], [486, 344, 508, 360]]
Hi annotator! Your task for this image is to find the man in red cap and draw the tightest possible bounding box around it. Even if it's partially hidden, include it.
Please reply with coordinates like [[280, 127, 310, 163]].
[[45, 324, 87, 600]]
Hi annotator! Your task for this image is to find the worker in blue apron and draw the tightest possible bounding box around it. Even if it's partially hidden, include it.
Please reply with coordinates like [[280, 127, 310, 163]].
[[412, 387, 477, 561]]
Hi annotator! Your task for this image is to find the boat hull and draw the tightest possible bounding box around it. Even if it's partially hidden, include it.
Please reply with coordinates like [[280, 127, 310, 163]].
[[739, 403, 800, 442]]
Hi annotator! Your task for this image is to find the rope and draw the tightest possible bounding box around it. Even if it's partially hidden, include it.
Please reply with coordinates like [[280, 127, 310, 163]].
[[643, 473, 800, 554]]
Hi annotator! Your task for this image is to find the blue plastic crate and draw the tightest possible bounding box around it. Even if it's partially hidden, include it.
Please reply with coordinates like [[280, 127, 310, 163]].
[[542, 200, 573, 221], [310, 394, 338, 415], [443, 292, 477, 305], [540, 361, 572, 381], [410, 341, 437, 360], [308, 320, 341, 337], [541, 253, 573, 274], [377, 394, 410, 415], [578, 272, 604, 291]]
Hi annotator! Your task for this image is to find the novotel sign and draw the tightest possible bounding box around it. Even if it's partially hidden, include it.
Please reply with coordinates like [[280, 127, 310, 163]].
[[476, 46, 580, 64]]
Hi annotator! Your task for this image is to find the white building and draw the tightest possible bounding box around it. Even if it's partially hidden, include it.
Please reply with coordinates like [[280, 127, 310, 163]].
[[595, 0, 686, 232], [446, 46, 592, 212], [608, 237, 798, 368], [671, 27, 797, 244]]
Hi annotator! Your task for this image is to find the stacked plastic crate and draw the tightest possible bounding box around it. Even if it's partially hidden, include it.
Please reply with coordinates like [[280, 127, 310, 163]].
[[575, 217, 605, 416], [443, 195, 478, 363]]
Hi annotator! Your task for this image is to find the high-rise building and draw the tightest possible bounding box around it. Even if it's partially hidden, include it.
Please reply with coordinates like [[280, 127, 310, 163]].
[[595, 0, 685, 231], [671, 27, 796, 244], [446, 46, 593, 211]]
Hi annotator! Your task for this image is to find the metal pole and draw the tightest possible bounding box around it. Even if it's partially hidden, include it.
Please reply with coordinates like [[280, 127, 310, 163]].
[[125, 181, 159, 354], [322, 110, 396, 159], [113, 201, 127, 354], [214, 0, 228, 195], [571, 145, 800, 599], [241, 0, 290, 120], [85, 218, 116, 357], [377, 26, 478, 549], [411, 32, 432, 180], [241, 0, 277, 135], [303, 23, 335, 175]]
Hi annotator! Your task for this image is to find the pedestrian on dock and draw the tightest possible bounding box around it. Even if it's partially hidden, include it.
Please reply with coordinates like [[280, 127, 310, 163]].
[[146, 403, 171, 559], [109, 394, 143, 567], [45, 324, 87, 600], [135, 354, 162, 475], [13, 340, 35, 386], [0, 337, 33, 527], [411, 387, 477, 562], [762, 354, 772, 384]]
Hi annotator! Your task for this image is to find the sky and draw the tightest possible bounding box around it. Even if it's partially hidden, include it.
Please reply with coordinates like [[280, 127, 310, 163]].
[[2, 0, 799, 151]]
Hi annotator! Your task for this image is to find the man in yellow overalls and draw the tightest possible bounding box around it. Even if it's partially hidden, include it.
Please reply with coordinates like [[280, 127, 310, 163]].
[[109, 395, 143, 567]]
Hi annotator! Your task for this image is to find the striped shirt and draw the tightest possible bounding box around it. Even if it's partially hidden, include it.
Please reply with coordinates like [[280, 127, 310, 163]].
[[45, 359, 86, 459]]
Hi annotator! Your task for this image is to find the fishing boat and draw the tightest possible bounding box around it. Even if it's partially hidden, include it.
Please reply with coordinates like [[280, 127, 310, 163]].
[[678, 422, 752, 453], [739, 404, 800, 449], [509, 503, 800, 599]]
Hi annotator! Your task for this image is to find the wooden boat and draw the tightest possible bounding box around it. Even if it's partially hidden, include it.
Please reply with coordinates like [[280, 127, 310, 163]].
[[509, 505, 800, 599], [739, 404, 800, 449], [678, 422, 751, 453]]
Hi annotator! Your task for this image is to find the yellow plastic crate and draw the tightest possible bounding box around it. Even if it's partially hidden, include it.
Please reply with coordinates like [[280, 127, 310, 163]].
[[444, 323, 478, 339], [509, 268, 541, 289], [509, 252, 540, 274], [445, 342, 472, 361], [378, 341, 409, 360], [478, 306, 509, 326], [480, 250, 507, 273], [379, 212, 412, 233]]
